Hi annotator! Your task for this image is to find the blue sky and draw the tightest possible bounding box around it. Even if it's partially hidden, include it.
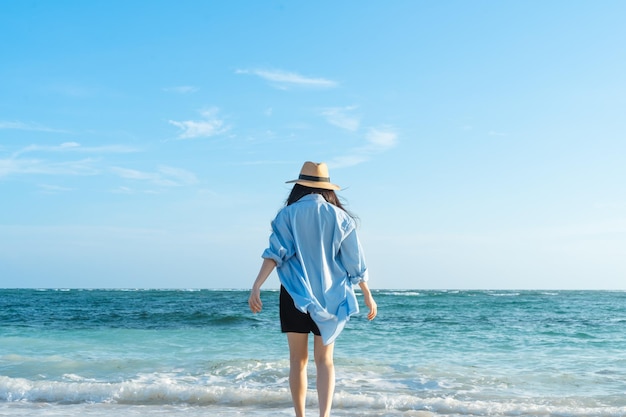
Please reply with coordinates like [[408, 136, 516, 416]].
[[1, 1, 625, 289]]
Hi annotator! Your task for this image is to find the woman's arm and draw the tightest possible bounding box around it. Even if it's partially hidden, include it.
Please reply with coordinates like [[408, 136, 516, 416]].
[[248, 258, 277, 313], [358, 281, 377, 321]]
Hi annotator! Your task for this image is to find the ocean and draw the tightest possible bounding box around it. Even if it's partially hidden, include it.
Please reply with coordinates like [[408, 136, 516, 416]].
[[1, 289, 625, 417]]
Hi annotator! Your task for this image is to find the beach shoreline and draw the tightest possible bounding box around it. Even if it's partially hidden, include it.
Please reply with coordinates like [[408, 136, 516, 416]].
[[2, 289, 625, 417]]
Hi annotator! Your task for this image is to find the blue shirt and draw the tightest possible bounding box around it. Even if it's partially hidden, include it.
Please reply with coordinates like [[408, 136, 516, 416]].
[[262, 193, 368, 345]]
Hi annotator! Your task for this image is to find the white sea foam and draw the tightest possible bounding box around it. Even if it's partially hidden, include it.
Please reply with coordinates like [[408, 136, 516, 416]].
[[382, 291, 422, 296], [0, 374, 291, 406], [3, 290, 626, 417], [2, 374, 625, 416]]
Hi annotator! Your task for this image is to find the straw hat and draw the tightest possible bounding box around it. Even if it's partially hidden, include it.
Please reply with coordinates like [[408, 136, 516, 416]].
[[286, 161, 340, 191]]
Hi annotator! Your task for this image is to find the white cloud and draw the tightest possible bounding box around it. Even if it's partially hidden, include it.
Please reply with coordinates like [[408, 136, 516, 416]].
[[169, 108, 228, 139], [12, 142, 138, 157], [236, 68, 338, 89], [327, 155, 370, 169], [111, 186, 134, 194], [328, 127, 398, 168], [60, 142, 80, 148], [111, 167, 156, 181], [0, 158, 100, 178], [157, 166, 198, 185], [321, 106, 360, 131], [365, 128, 398, 150], [0, 120, 69, 133], [163, 86, 199, 94], [0, 142, 138, 179], [38, 184, 74, 193], [111, 165, 198, 187], [0, 159, 26, 178]]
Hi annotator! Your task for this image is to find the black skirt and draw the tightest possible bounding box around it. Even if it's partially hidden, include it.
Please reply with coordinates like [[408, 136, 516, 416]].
[[279, 286, 321, 336]]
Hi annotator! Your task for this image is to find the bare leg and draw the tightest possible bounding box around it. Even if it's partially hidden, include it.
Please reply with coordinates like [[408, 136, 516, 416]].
[[314, 336, 335, 417], [288, 333, 310, 417]]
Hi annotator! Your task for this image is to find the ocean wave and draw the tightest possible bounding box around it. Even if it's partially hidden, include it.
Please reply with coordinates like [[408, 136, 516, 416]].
[[2, 375, 625, 416], [3, 289, 626, 417], [0, 375, 290, 406], [486, 291, 521, 297], [378, 291, 422, 297]]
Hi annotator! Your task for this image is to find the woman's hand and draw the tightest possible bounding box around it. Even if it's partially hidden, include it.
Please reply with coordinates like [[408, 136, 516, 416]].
[[248, 287, 263, 314], [358, 281, 377, 321], [363, 292, 377, 321], [248, 258, 276, 314]]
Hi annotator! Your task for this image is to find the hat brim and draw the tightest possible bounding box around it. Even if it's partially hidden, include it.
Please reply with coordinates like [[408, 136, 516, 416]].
[[286, 179, 341, 191]]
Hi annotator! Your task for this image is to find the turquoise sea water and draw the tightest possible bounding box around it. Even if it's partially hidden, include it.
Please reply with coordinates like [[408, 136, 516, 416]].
[[1, 289, 625, 417]]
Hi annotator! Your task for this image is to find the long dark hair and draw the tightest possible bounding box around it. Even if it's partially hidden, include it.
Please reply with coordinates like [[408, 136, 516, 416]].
[[286, 184, 357, 221]]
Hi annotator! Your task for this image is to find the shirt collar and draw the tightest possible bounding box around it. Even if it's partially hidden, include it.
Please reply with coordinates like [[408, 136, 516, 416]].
[[299, 193, 325, 203]]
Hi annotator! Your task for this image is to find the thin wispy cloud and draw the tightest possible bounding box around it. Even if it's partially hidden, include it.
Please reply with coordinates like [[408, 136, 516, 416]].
[[0, 120, 69, 133], [38, 184, 74, 194], [237, 160, 294, 166], [1, 142, 139, 179], [236, 68, 338, 89], [163, 86, 199, 94], [0, 157, 100, 178], [329, 127, 398, 168], [12, 142, 138, 157], [111, 165, 198, 187], [321, 106, 360, 131], [169, 108, 228, 139], [157, 166, 199, 185], [327, 155, 370, 169], [111, 186, 134, 194], [365, 128, 398, 151], [0, 158, 25, 178]]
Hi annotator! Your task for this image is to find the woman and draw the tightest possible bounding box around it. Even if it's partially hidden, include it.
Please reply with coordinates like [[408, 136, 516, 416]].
[[249, 161, 377, 417]]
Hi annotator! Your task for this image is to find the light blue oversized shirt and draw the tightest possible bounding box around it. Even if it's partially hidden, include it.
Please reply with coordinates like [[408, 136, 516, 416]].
[[262, 194, 368, 345]]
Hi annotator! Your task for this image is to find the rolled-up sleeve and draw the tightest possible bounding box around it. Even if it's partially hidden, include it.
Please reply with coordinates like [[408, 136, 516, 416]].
[[262, 216, 295, 267], [260, 194, 369, 345], [338, 228, 368, 285]]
